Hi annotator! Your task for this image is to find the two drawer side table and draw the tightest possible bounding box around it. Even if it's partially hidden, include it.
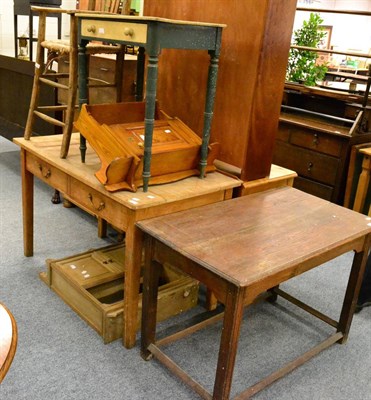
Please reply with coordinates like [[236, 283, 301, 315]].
[[76, 13, 226, 192]]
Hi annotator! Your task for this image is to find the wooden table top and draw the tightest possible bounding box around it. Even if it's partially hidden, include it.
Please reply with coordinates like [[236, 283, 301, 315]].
[[14, 134, 241, 210], [359, 147, 371, 157], [137, 187, 371, 288], [74, 11, 227, 28]]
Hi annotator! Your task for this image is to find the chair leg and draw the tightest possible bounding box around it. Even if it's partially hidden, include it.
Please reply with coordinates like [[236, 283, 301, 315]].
[[60, 13, 78, 158], [24, 11, 47, 140], [51, 190, 61, 204]]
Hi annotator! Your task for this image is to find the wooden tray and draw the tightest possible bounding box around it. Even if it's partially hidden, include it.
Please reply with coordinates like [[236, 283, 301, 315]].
[[40, 244, 199, 343], [74, 102, 219, 192]]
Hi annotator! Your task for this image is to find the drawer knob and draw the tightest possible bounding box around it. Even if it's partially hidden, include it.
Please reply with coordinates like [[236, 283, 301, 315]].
[[313, 134, 319, 146], [37, 163, 51, 179], [88, 193, 105, 212], [124, 27, 134, 37], [307, 162, 313, 172], [87, 25, 96, 33]]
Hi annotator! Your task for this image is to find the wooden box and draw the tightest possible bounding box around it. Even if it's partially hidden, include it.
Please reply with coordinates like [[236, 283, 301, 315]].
[[40, 244, 199, 343], [74, 102, 219, 192]]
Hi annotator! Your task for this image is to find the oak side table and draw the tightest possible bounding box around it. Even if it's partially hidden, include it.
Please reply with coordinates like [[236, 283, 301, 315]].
[[137, 187, 371, 399]]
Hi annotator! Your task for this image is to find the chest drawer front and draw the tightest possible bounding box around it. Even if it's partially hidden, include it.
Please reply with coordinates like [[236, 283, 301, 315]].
[[81, 20, 148, 44], [279, 123, 343, 157], [89, 56, 116, 82], [294, 176, 333, 201], [26, 153, 68, 191], [274, 141, 339, 185], [69, 178, 128, 228], [276, 125, 290, 142]]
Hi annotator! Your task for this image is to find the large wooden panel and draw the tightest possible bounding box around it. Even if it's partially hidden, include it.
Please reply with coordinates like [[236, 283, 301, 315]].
[[143, 0, 297, 181], [0, 55, 56, 135]]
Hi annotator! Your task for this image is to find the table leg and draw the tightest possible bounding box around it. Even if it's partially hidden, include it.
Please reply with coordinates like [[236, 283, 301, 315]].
[[21, 149, 34, 257], [141, 236, 161, 360], [142, 53, 159, 192], [135, 47, 145, 102], [78, 39, 88, 163], [338, 237, 371, 343], [199, 49, 221, 178], [213, 287, 245, 400], [123, 220, 143, 348]]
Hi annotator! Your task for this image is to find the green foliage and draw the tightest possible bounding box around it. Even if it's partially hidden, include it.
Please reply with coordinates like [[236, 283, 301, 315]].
[[286, 13, 328, 86]]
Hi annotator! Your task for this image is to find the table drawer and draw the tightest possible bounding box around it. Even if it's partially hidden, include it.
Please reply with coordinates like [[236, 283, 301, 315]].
[[81, 19, 147, 44], [274, 141, 339, 186], [279, 123, 343, 157], [26, 153, 68, 192], [69, 178, 127, 228]]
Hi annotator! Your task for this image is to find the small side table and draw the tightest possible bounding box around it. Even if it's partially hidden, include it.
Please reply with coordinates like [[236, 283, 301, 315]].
[[353, 147, 371, 215], [137, 187, 371, 399], [76, 13, 226, 191]]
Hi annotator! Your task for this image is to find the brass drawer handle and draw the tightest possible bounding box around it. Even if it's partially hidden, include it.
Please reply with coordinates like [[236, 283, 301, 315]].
[[307, 162, 313, 172], [87, 25, 96, 33], [313, 134, 319, 146], [37, 163, 51, 179], [99, 67, 109, 72], [124, 27, 134, 37], [88, 193, 105, 212]]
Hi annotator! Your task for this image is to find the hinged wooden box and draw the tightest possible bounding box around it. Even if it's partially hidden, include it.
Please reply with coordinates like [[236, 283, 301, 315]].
[[40, 244, 199, 343], [74, 102, 219, 192]]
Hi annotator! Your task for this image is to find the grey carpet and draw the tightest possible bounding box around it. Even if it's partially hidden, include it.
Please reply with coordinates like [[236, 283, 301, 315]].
[[0, 135, 370, 400]]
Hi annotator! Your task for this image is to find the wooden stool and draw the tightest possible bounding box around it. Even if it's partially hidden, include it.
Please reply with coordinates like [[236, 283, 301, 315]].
[[352, 147, 371, 215], [24, 6, 125, 159], [0, 303, 18, 383]]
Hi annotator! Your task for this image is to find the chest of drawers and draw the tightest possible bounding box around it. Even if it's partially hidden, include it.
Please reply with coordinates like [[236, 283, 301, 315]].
[[273, 113, 371, 204], [273, 87, 371, 204]]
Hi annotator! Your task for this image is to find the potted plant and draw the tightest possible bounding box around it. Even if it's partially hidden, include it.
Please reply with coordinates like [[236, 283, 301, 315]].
[[286, 13, 328, 86]]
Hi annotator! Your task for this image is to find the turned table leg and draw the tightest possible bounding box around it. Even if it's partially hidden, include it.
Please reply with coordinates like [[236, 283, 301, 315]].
[[21, 149, 34, 257]]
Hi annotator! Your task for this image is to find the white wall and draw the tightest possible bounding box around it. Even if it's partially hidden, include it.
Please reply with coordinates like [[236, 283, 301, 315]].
[[0, 0, 370, 62], [0, 0, 75, 57]]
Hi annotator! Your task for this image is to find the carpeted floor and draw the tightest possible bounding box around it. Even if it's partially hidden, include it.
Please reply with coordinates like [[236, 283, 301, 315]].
[[0, 132, 370, 400]]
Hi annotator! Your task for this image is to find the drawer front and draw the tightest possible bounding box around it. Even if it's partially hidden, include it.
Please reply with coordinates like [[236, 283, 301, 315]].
[[276, 125, 290, 142], [273, 141, 339, 186], [58, 56, 117, 105], [26, 153, 68, 192], [69, 178, 128, 228], [81, 20, 148, 44], [279, 123, 343, 157], [294, 176, 333, 201], [89, 56, 116, 82]]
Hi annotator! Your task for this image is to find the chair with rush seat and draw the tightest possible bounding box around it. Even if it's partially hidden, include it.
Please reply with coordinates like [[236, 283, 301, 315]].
[[24, 6, 125, 158]]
